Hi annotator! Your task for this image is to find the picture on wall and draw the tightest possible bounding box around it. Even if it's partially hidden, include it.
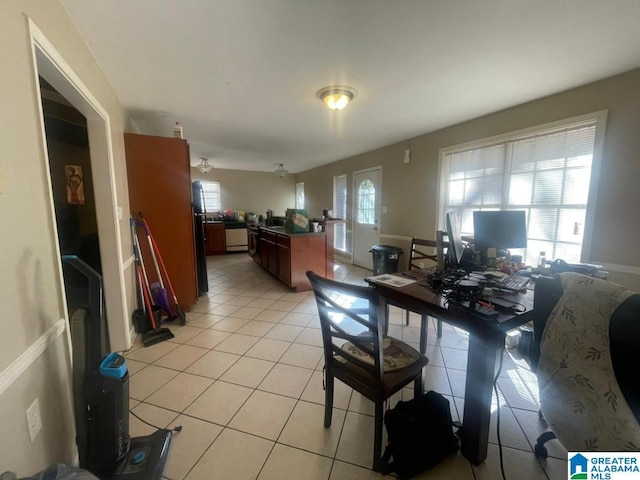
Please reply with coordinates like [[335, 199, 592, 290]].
[[65, 164, 85, 205]]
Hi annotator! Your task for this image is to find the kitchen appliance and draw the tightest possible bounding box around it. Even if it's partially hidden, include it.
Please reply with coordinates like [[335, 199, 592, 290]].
[[225, 223, 249, 252], [191, 181, 209, 295]]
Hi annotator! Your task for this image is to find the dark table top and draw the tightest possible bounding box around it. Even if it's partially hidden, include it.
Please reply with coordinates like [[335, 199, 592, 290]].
[[366, 272, 535, 336]]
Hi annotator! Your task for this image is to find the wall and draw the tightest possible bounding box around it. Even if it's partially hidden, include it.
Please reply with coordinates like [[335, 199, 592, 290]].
[[191, 167, 296, 217], [0, 1, 131, 475], [297, 68, 640, 290]]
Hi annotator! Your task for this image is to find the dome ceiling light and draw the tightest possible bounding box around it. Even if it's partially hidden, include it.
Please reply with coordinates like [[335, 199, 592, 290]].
[[316, 85, 357, 111]]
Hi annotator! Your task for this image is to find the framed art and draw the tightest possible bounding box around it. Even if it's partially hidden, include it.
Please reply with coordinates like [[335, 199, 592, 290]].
[[65, 164, 85, 205]]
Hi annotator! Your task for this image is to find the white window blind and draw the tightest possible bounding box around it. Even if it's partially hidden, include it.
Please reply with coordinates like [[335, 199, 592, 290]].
[[334, 175, 347, 251], [201, 181, 221, 212], [296, 182, 305, 209], [441, 118, 601, 266]]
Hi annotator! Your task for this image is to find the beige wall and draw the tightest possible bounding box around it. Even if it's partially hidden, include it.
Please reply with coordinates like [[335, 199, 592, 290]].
[[297, 68, 640, 290], [1, 0, 131, 474], [191, 167, 296, 217]]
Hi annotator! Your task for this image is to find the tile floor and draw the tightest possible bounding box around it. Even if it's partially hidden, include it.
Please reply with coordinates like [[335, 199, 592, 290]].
[[124, 254, 569, 480]]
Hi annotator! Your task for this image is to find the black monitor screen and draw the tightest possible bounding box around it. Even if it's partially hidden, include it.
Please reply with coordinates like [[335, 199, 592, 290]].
[[445, 211, 464, 266], [472, 210, 527, 250]]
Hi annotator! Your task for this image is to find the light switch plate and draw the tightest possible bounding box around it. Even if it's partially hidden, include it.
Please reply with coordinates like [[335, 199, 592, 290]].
[[26, 397, 42, 442]]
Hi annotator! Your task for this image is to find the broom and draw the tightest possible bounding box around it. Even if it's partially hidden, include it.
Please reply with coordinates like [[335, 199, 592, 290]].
[[130, 217, 174, 346]]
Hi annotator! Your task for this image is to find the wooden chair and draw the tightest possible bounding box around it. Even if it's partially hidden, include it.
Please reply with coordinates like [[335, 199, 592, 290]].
[[306, 270, 429, 472], [399, 234, 448, 347]]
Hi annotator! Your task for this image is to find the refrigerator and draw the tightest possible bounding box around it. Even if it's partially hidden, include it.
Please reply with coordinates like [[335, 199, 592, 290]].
[[192, 181, 209, 296]]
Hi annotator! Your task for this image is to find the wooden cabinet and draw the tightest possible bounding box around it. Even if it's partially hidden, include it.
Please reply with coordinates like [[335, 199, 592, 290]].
[[276, 234, 291, 285], [288, 233, 326, 290], [267, 235, 278, 276], [205, 223, 226, 255], [261, 230, 277, 275], [253, 227, 332, 291], [248, 227, 259, 258], [124, 133, 197, 309]]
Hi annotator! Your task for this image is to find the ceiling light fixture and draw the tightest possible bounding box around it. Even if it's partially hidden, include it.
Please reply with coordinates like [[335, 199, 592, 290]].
[[275, 164, 288, 178], [196, 157, 213, 174], [316, 85, 357, 111]]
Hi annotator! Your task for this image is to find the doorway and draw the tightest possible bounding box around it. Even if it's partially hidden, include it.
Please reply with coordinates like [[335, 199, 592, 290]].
[[352, 167, 381, 270], [30, 21, 131, 351], [40, 79, 102, 273]]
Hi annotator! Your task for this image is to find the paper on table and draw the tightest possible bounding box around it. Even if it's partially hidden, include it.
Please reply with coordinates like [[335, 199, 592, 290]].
[[367, 274, 416, 287]]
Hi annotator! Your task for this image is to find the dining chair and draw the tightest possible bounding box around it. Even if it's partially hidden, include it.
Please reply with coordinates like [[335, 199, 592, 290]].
[[306, 270, 429, 472], [401, 233, 449, 344]]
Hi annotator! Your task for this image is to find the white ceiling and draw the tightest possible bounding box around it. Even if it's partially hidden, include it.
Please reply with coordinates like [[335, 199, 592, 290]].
[[60, 0, 640, 173]]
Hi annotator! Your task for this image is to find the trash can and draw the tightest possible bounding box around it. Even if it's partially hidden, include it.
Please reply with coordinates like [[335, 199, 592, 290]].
[[370, 245, 403, 276]]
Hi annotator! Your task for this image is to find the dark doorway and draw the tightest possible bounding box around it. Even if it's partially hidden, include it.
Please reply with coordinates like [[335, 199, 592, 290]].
[[40, 77, 102, 274]]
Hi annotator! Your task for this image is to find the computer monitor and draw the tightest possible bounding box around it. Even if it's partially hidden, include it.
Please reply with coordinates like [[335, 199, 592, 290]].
[[445, 211, 464, 267], [472, 210, 527, 250]]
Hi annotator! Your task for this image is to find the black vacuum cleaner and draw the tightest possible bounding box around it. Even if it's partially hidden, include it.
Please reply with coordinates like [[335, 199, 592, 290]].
[[62, 255, 172, 479]]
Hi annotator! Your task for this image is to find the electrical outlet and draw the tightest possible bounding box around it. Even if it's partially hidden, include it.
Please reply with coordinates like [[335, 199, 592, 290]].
[[26, 397, 42, 442]]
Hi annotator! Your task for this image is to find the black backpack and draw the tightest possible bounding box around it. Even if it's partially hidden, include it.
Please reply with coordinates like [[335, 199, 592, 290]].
[[382, 391, 460, 479]]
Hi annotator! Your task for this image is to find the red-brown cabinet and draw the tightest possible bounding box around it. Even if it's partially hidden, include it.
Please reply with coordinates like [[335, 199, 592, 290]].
[[205, 223, 226, 255], [124, 133, 197, 309], [253, 226, 336, 291]]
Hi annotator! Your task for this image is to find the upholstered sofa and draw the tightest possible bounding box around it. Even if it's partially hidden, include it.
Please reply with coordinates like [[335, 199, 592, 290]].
[[530, 273, 640, 453]]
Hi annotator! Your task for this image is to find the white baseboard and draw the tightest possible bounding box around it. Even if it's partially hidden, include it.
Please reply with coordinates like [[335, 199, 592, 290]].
[[334, 252, 352, 264]]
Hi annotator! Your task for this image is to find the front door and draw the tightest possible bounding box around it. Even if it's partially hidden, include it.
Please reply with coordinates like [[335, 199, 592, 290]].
[[352, 167, 381, 270]]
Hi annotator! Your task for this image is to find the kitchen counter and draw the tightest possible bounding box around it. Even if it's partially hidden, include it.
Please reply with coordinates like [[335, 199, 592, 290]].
[[251, 221, 340, 291], [205, 220, 248, 229], [258, 225, 325, 236]]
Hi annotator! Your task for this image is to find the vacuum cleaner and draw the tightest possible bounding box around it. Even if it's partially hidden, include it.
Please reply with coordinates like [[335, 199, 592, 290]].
[[62, 255, 172, 479]]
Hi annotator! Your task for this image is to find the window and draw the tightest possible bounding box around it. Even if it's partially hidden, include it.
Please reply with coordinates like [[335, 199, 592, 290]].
[[357, 179, 376, 224], [201, 181, 221, 212], [333, 175, 347, 251], [296, 182, 305, 209], [439, 112, 606, 266]]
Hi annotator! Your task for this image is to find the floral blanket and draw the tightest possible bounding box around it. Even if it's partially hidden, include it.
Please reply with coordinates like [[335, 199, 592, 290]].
[[538, 272, 640, 451]]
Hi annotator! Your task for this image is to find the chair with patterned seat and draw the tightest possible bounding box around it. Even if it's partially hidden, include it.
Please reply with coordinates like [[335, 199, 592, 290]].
[[306, 270, 429, 472]]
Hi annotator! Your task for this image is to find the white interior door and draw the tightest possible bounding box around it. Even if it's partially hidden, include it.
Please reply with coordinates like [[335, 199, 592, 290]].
[[353, 168, 381, 270]]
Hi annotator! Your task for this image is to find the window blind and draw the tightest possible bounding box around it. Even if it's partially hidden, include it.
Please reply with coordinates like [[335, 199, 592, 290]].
[[334, 175, 347, 251], [201, 181, 221, 212], [442, 122, 597, 266]]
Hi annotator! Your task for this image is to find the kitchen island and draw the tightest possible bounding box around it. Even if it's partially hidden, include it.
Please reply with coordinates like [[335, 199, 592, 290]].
[[250, 221, 339, 291]]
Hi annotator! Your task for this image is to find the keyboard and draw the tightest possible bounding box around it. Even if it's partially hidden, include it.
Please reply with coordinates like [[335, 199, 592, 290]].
[[498, 274, 530, 291]]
